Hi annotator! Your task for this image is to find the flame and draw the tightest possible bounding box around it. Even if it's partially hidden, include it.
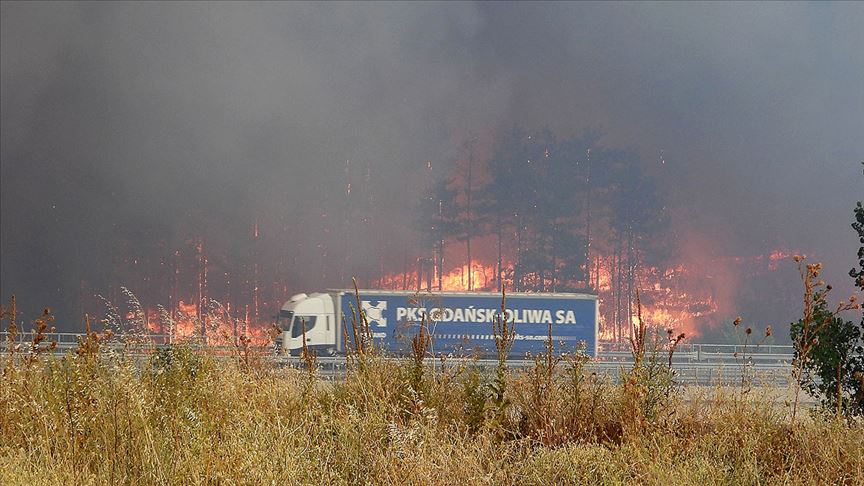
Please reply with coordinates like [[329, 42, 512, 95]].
[[373, 247, 801, 342], [101, 208, 797, 348], [130, 241, 794, 346], [139, 299, 271, 346], [376, 263, 498, 292], [172, 300, 200, 340], [767, 249, 794, 270], [593, 257, 715, 340], [440, 264, 497, 291]]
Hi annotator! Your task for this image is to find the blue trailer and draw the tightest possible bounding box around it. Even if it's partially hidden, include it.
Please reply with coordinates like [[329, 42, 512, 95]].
[[276, 290, 598, 357]]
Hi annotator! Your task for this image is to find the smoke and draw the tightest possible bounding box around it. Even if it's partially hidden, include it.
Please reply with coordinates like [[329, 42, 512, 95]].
[[2, 2, 862, 328]]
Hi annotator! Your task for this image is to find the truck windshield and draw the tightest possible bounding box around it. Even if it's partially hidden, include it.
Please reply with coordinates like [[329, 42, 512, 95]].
[[278, 310, 294, 331], [290, 316, 317, 338]]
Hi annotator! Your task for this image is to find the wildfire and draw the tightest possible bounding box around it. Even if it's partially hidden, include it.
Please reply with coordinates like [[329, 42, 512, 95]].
[[136, 299, 271, 346], [374, 254, 719, 341], [439, 264, 498, 291], [374, 247, 794, 343], [767, 249, 795, 270], [168, 300, 201, 340], [591, 257, 719, 341], [100, 213, 797, 347], [376, 263, 498, 292]]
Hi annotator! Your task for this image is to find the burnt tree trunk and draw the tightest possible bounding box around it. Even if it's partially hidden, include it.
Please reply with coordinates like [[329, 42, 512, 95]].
[[585, 148, 592, 289], [437, 200, 444, 291], [551, 223, 557, 292], [615, 249, 622, 343], [497, 213, 503, 289], [401, 247, 408, 291], [514, 215, 522, 292], [611, 249, 618, 342], [627, 227, 634, 339], [466, 151, 473, 291]]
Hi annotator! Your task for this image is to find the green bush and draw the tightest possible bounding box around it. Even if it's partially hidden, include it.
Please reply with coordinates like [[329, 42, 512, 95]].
[[791, 302, 864, 416]]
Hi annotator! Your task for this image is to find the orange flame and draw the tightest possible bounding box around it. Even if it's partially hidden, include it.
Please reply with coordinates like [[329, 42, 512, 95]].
[[141, 299, 272, 346], [373, 248, 801, 342]]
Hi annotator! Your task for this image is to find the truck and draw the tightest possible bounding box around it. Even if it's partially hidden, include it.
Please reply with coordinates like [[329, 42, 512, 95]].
[[276, 289, 598, 358]]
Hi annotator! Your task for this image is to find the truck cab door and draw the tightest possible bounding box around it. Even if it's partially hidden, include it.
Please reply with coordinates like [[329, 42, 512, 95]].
[[289, 314, 336, 355], [288, 315, 317, 350]]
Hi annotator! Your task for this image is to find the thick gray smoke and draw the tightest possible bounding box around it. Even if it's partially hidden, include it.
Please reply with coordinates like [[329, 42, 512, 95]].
[[2, 2, 862, 328]]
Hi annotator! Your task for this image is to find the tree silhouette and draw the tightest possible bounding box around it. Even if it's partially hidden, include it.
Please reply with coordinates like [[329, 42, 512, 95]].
[[417, 126, 670, 340]]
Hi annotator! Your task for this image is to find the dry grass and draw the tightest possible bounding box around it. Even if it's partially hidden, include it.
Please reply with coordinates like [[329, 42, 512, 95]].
[[1, 289, 862, 485], [0, 340, 862, 485]]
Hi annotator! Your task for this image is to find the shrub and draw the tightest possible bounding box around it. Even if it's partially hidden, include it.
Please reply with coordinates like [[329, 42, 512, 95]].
[[791, 301, 864, 417]]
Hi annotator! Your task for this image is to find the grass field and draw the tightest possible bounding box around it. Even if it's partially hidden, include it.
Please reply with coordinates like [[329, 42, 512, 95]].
[[1, 327, 862, 486]]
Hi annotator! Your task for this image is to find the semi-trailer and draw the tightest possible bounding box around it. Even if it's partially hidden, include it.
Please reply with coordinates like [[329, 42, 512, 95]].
[[276, 289, 598, 357]]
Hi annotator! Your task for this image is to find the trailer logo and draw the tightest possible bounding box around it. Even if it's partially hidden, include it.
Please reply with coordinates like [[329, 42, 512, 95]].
[[361, 300, 388, 327]]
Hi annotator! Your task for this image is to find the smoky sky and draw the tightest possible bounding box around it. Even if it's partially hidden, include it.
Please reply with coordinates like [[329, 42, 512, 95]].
[[2, 2, 863, 325]]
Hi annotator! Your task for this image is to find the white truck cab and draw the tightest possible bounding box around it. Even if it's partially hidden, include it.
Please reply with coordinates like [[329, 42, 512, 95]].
[[276, 292, 338, 355]]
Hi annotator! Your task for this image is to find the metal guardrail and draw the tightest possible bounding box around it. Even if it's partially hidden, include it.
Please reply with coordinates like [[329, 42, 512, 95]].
[[0, 332, 266, 360], [274, 356, 795, 387], [2, 332, 799, 386], [1, 332, 174, 347], [0, 335, 807, 396], [1, 332, 795, 361]]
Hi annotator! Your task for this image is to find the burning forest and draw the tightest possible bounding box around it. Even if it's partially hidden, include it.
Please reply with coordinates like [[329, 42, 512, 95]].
[[2, 2, 860, 347], [375, 129, 803, 342], [65, 128, 806, 345]]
